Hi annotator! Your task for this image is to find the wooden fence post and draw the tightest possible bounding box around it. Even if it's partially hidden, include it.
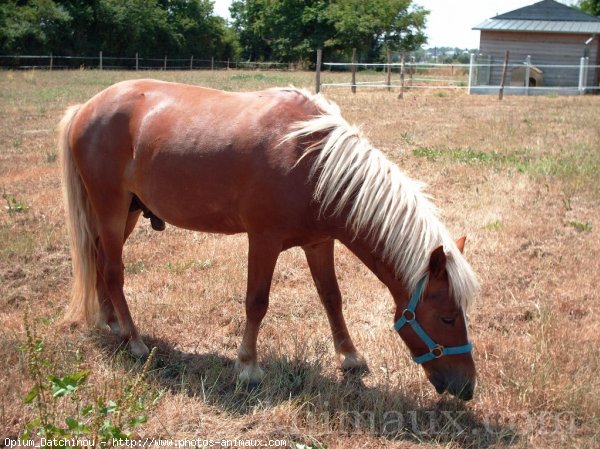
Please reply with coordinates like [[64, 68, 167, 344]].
[[525, 55, 531, 96], [386, 48, 392, 91], [190, 55, 194, 70], [351, 48, 357, 94], [99, 51, 103, 70], [499, 50, 509, 100], [211, 56, 214, 71], [164, 55, 167, 70], [315, 49, 322, 94], [227, 59, 230, 70], [49, 53, 53, 71], [135, 52, 139, 71], [398, 51, 406, 99]]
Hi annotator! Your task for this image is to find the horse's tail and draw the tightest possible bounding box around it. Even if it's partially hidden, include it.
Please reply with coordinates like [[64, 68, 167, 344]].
[[59, 105, 99, 326]]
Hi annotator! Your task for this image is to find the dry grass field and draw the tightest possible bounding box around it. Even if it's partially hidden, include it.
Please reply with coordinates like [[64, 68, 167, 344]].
[[0, 69, 598, 448]]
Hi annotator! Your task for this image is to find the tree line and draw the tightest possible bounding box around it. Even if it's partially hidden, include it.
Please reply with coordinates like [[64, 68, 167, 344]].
[[0, 0, 428, 64], [2, 1, 598, 64], [0, 0, 238, 61]]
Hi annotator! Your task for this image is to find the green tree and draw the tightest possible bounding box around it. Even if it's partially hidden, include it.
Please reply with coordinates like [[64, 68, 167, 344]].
[[0, 0, 71, 54], [230, 0, 276, 61], [325, 0, 428, 60], [160, 0, 238, 59], [96, 0, 173, 58], [578, 0, 600, 16], [231, 0, 428, 63], [1, 0, 239, 62]]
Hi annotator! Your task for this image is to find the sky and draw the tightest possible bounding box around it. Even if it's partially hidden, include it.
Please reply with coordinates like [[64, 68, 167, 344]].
[[212, 0, 580, 49]]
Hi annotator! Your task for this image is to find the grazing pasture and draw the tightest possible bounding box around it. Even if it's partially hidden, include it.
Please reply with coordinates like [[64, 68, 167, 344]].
[[0, 70, 598, 448]]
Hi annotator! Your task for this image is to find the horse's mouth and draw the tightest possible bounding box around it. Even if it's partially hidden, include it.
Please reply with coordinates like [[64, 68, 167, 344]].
[[429, 375, 474, 401]]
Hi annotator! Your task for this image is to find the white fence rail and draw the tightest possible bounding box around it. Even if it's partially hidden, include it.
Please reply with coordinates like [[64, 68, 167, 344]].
[[316, 53, 600, 96]]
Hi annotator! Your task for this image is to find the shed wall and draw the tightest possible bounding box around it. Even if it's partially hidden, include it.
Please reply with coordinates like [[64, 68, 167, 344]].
[[478, 30, 599, 87]]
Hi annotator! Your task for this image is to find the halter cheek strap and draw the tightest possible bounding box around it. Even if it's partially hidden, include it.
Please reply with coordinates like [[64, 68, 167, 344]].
[[394, 276, 473, 365]]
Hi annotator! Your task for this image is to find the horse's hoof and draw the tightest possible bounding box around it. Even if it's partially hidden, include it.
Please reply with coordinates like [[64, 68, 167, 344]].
[[342, 364, 370, 376], [246, 381, 261, 391], [108, 321, 121, 335], [340, 352, 369, 375], [150, 216, 165, 231], [128, 339, 150, 359], [236, 361, 264, 386]]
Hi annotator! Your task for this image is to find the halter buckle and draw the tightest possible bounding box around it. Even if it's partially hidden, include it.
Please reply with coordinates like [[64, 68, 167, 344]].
[[431, 345, 445, 358], [401, 309, 415, 322]]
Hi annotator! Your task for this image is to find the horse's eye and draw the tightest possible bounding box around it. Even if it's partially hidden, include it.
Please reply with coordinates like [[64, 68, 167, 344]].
[[441, 316, 456, 325]]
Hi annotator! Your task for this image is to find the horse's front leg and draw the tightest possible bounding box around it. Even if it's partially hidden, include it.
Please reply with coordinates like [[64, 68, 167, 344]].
[[236, 234, 281, 386], [303, 240, 368, 373]]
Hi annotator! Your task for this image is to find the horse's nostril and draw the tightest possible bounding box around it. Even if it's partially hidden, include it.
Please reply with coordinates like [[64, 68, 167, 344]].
[[448, 380, 475, 401], [429, 374, 447, 394]]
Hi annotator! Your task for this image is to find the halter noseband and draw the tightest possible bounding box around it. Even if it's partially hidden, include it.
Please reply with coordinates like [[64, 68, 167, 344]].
[[394, 276, 473, 364]]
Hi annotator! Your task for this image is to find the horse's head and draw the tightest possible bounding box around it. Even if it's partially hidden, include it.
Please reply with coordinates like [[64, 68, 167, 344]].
[[393, 237, 476, 401]]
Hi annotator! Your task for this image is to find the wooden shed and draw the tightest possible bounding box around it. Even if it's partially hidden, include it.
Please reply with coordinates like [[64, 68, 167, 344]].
[[473, 0, 600, 93]]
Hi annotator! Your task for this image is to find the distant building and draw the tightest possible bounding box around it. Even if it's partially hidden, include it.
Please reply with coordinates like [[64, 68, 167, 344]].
[[473, 0, 600, 93]]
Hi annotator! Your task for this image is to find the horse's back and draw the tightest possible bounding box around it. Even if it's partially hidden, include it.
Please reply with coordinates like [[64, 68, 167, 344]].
[[68, 80, 323, 239]]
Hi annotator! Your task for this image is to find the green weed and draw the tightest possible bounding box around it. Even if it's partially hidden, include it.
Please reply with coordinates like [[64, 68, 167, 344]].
[[569, 220, 592, 233], [13, 137, 23, 149], [3, 190, 29, 215], [20, 309, 160, 443], [45, 150, 57, 164]]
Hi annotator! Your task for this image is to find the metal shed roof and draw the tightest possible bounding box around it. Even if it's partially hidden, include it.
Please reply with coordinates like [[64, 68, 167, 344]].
[[474, 18, 600, 34], [473, 0, 600, 34], [494, 0, 600, 22]]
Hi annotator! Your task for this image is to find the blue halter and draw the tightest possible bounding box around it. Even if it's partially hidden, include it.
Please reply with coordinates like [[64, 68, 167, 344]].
[[394, 276, 473, 364]]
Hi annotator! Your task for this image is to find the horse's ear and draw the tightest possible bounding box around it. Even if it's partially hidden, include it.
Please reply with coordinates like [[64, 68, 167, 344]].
[[456, 236, 466, 253], [429, 245, 447, 279]]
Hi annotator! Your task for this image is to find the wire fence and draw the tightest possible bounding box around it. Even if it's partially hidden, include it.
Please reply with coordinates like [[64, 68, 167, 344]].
[[0, 53, 295, 71], [3, 52, 599, 96]]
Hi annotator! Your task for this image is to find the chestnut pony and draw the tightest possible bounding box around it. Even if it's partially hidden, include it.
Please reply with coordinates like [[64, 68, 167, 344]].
[[59, 80, 479, 400]]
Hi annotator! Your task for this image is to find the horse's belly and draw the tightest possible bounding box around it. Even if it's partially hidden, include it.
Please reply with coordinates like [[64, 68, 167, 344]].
[[164, 210, 244, 234], [139, 182, 246, 234]]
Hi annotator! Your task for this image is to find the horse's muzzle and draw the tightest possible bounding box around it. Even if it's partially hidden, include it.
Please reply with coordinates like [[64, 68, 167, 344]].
[[429, 373, 475, 401]]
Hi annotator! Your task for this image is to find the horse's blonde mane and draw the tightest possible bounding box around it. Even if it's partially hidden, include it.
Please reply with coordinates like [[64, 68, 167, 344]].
[[283, 89, 479, 310]]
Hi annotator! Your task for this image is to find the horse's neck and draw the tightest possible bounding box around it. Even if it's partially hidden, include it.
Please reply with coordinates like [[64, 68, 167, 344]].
[[336, 232, 409, 301]]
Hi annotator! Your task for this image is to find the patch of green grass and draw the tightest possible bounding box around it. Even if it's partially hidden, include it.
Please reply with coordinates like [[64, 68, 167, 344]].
[[230, 72, 291, 84], [165, 258, 214, 274], [484, 220, 504, 231], [413, 144, 600, 193], [36, 87, 64, 102], [125, 260, 146, 275], [0, 226, 36, 259], [569, 220, 592, 233], [413, 147, 516, 165]]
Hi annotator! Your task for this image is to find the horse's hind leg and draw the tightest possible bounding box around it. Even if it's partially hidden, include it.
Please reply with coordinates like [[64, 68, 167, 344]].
[[96, 210, 142, 335], [303, 240, 368, 372], [96, 202, 148, 358], [236, 234, 281, 386]]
